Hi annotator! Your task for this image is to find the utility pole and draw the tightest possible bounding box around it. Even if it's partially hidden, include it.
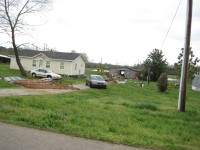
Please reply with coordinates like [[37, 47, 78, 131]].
[[178, 0, 193, 112], [148, 67, 150, 85]]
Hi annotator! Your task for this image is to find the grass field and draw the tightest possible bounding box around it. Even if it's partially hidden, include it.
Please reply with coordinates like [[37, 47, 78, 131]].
[[0, 63, 200, 150]]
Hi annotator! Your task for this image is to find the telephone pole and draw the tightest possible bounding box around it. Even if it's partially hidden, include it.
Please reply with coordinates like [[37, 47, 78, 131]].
[[178, 0, 193, 112]]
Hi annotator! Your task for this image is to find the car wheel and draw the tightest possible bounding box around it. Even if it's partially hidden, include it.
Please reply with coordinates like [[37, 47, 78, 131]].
[[90, 82, 93, 88], [103, 86, 107, 89], [47, 75, 52, 78], [32, 73, 36, 78]]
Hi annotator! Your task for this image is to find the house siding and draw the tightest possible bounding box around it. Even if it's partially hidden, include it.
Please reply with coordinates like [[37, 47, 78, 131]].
[[72, 56, 85, 76], [10, 56, 33, 70]]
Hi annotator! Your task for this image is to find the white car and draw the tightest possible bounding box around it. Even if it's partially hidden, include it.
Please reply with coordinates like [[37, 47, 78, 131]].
[[30, 69, 62, 79], [168, 77, 180, 86]]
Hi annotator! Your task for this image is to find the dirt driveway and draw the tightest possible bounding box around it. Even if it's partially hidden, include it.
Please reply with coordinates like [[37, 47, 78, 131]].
[[0, 84, 89, 97]]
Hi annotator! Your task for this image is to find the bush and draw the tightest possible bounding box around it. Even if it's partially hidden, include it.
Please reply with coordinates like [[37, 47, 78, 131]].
[[157, 73, 168, 92]]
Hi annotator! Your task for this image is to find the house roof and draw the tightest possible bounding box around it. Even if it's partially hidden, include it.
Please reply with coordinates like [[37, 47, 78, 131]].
[[10, 50, 81, 61], [0, 54, 10, 59], [109, 66, 138, 72]]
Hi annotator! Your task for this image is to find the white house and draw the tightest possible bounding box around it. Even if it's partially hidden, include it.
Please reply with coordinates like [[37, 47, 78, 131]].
[[10, 50, 86, 76]]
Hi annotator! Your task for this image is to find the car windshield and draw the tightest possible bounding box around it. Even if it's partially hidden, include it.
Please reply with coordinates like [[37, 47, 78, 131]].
[[91, 76, 104, 81]]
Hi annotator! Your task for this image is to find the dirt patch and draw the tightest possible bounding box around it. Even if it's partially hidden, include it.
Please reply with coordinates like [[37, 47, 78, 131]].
[[13, 78, 79, 90], [0, 84, 89, 97]]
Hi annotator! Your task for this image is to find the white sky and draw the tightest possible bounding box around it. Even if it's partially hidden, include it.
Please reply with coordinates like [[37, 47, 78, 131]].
[[1, 0, 200, 66]]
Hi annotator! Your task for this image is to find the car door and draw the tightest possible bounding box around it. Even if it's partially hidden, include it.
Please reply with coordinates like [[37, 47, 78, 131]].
[[40, 69, 47, 78], [37, 69, 45, 77], [43, 70, 49, 78]]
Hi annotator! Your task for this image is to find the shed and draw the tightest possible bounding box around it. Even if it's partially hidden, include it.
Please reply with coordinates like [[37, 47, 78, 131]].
[[192, 74, 200, 91], [0, 54, 10, 63], [109, 67, 138, 79]]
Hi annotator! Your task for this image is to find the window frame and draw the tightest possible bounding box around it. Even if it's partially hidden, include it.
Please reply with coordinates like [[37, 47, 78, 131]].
[[46, 61, 50, 68], [60, 61, 64, 69], [32, 60, 36, 67], [75, 63, 77, 70]]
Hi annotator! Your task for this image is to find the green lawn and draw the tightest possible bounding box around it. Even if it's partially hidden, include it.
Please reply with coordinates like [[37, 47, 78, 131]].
[[0, 63, 22, 78], [0, 63, 200, 150]]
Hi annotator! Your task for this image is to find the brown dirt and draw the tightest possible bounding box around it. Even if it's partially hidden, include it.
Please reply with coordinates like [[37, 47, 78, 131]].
[[13, 78, 79, 90], [0, 84, 89, 97]]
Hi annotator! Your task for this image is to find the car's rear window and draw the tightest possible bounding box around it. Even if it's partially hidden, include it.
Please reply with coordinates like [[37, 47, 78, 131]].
[[91, 76, 104, 81]]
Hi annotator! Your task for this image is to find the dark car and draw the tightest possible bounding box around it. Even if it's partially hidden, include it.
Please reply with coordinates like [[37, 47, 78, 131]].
[[86, 75, 107, 89]]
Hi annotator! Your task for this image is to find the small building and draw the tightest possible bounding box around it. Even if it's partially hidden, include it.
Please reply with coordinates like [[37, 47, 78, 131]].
[[192, 74, 200, 91], [10, 50, 86, 76], [109, 67, 138, 79], [0, 54, 10, 63]]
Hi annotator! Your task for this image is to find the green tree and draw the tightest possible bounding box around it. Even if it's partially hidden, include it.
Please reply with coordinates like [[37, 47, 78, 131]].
[[157, 73, 168, 92], [175, 47, 199, 79], [143, 49, 167, 82]]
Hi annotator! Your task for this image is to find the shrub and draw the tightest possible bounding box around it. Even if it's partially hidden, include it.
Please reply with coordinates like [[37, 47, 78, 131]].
[[157, 73, 168, 92]]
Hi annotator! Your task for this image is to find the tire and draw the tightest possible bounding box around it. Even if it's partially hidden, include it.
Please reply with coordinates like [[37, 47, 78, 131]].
[[47, 75, 52, 78], [103, 86, 107, 89], [90, 82, 93, 88], [32, 73, 36, 78]]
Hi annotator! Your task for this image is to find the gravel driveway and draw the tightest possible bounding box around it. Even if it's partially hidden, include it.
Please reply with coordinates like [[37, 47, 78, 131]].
[[0, 84, 89, 97]]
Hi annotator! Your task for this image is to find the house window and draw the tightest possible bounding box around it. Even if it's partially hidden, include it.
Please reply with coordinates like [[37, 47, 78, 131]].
[[46, 61, 50, 68], [60, 62, 64, 69], [75, 63, 77, 70], [32, 60, 36, 67]]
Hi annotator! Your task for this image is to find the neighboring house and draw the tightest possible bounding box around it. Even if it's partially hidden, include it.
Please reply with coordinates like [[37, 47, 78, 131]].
[[109, 67, 139, 79], [10, 50, 86, 76]]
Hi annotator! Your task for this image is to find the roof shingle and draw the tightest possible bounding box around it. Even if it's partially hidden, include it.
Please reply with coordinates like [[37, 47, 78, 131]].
[[11, 50, 81, 61]]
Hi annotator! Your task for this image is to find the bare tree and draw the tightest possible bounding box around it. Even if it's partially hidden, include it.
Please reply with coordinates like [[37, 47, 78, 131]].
[[0, 0, 52, 76]]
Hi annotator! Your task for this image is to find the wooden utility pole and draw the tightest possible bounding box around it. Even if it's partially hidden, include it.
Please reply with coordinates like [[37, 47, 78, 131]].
[[148, 67, 150, 85], [178, 0, 193, 112]]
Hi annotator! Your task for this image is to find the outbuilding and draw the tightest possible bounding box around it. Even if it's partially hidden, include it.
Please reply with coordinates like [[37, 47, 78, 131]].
[[192, 74, 200, 91], [0, 54, 10, 63], [109, 66, 139, 79]]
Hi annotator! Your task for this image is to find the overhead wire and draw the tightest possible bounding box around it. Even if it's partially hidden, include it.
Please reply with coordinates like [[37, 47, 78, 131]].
[[160, 0, 183, 50]]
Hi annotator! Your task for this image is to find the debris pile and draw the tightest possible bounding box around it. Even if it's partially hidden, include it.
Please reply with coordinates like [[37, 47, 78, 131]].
[[3, 76, 25, 83], [13, 78, 79, 90]]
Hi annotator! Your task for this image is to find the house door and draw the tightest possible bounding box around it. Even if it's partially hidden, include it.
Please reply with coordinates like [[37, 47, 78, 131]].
[[39, 60, 43, 68]]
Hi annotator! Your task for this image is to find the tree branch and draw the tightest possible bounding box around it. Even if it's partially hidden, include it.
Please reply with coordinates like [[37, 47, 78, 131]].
[[14, 0, 30, 28]]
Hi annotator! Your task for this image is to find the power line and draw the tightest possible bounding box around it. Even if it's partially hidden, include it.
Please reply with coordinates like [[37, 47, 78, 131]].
[[160, 0, 183, 49]]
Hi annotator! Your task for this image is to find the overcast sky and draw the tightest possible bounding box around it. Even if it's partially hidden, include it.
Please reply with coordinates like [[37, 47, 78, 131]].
[[1, 0, 200, 66]]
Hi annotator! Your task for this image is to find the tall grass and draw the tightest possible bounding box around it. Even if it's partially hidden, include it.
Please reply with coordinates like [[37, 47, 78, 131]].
[[0, 81, 199, 150]]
